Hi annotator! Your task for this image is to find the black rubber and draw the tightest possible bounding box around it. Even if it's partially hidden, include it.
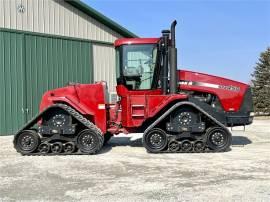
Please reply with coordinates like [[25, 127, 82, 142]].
[[103, 132, 112, 145], [51, 142, 63, 154], [143, 126, 231, 154], [13, 104, 104, 155], [14, 130, 40, 154], [38, 142, 51, 154], [143, 128, 168, 153], [63, 142, 76, 154], [76, 129, 103, 154], [142, 101, 232, 154], [168, 140, 180, 152], [194, 141, 205, 152], [206, 127, 232, 152], [181, 140, 193, 152]]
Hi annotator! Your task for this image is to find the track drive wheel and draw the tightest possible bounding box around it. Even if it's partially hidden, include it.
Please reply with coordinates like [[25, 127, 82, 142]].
[[43, 109, 72, 128], [206, 127, 232, 152], [14, 130, 40, 154], [143, 128, 168, 153], [77, 129, 104, 154]]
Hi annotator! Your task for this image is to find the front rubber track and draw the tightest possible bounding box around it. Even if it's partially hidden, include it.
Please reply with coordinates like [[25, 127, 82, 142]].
[[13, 104, 104, 155]]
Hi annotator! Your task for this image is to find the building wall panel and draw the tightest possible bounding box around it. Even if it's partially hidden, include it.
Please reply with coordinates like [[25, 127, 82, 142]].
[[0, 0, 123, 43], [0, 29, 94, 134], [0, 31, 25, 135], [93, 44, 116, 93], [24, 34, 93, 120]]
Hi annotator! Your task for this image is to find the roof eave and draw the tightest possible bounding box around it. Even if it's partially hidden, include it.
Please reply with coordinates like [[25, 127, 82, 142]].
[[66, 0, 138, 38]]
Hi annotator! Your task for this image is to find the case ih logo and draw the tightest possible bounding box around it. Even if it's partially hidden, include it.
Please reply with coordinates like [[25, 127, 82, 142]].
[[218, 85, 240, 92], [179, 80, 240, 92]]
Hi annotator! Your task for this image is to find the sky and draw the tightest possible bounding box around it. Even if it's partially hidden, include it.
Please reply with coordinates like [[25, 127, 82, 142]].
[[83, 0, 270, 83]]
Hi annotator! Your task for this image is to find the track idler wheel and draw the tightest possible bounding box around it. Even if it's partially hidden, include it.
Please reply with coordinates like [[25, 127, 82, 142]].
[[168, 140, 180, 152], [63, 142, 76, 154], [143, 128, 168, 153], [14, 130, 40, 154], [51, 142, 63, 154], [77, 129, 103, 154], [181, 140, 193, 152], [206, 127, 232, 152], [194, 141, 205, 152], [38, 142, 51, 154]]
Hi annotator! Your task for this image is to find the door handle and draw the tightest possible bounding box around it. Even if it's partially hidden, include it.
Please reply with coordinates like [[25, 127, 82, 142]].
[[22, 108, 29, 113]]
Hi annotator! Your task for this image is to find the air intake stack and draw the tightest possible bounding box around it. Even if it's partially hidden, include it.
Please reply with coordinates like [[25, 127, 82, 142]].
[[169, 20, 178, 94]]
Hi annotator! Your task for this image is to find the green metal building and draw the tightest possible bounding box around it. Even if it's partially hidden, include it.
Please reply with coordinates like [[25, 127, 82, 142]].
[[0, 0, 136, 135]]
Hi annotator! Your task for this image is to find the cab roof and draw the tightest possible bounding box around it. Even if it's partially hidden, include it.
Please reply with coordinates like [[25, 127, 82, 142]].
[[114, 38, 160, 47]]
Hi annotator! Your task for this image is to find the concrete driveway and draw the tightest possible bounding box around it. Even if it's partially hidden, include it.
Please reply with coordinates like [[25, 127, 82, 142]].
[[0, 119, 269, 201]]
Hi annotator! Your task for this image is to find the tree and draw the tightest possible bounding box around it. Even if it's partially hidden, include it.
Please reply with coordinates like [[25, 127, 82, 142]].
[[251, 47, 270, 115]]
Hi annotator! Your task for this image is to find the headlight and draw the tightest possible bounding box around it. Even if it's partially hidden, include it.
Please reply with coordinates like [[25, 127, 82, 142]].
[[250, 112, 255, 117]]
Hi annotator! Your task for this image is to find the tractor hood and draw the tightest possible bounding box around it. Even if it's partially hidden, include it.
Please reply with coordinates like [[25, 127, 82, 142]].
[[178, 69, 251, 113]]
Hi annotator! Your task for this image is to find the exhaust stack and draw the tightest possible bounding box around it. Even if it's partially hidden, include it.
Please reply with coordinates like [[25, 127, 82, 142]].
[[169, 20, 178, 94], [161, 30, 170, 94]]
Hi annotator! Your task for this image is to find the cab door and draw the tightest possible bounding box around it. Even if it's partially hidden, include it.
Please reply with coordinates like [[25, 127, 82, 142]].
[[115, 43, 163, 128]]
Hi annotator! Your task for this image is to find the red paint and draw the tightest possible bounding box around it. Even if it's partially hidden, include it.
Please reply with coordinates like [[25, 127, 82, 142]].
[[40, 70, 248, 133], [178, 70, 249, 112], [114, 38, 160, 47], [40, 82, 108, 133], [116, 85, 187, 129], [39, 69, 249, 135]]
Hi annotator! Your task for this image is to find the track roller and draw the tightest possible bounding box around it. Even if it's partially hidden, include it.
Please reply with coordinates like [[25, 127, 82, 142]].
[[14, 130, 40, 154], [51, 142, 63, 154], [168, 140, 180, 152], [38, 142, 51, 154], [143, 128, 168, 153], [63, 142, 76, 154], [181, 140, 193, 152], [194, 141, 205, 152]]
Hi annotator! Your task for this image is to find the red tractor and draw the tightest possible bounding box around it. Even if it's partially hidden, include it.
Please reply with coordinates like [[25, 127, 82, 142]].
[[14, 21, 253, 155]]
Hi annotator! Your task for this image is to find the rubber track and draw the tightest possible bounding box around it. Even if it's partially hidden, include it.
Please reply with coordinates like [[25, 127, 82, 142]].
[[14, 104, 104, 155], [149, 136, 227, 154], [143, 101, 232, 154]]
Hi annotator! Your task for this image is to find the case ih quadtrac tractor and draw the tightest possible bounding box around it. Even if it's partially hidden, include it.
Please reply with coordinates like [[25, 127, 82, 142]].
[[14, 21, 253, 155]]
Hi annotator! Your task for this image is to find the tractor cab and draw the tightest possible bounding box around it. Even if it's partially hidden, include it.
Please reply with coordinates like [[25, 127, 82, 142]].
[[114, 21, 178, 97], [115, 38, 160, 91]]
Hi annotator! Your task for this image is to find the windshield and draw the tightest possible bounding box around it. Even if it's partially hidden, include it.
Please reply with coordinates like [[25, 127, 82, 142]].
[[119, 44, 158, 90]]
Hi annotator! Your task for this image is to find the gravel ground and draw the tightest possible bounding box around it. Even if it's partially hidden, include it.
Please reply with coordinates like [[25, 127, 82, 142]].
[[0, 119, 270, 202]]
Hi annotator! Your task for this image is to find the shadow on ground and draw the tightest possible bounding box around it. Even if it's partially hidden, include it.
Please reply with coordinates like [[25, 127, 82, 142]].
[[100, 136, 142, 154], [232, 136, 252, 146]]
